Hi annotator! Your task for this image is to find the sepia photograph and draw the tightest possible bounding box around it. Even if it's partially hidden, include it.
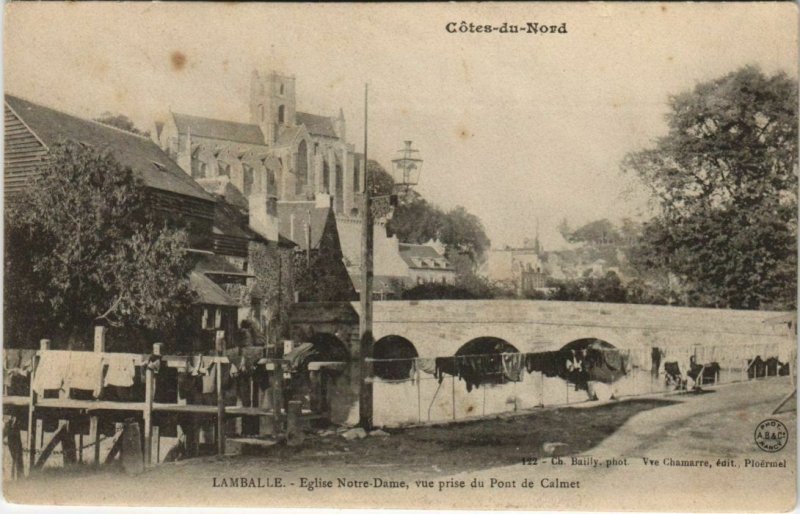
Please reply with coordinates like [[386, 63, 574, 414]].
[[1, 2, 797, 511]]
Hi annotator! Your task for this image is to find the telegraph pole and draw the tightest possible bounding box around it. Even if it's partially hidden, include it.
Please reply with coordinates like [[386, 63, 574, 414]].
[[359, 83, 374, 430]]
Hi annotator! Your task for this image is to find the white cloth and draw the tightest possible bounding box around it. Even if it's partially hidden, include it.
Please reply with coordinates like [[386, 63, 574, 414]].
[[32, 352, 70, 396], [103, 354, 137, 388], [68, 352, 104, 397]]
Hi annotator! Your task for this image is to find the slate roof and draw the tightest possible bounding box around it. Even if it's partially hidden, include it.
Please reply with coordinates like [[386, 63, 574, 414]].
[[172, 112, 265, 146], [295, 111, 337, 138], [5, 95, 213, 202], [398, 243, 453, 270], [276, 201, 331, 250], [189, 271, 239, 306], [275, 125, 303, 146]]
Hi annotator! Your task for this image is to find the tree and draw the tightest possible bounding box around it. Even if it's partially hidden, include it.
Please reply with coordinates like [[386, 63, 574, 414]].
[[5, 141, 195, 348], [622, 66, 798, 309], [568, 219, 621, 245], [369, 159, 395, 197], [94, 112, 150, 137], [388, 195, 446, 244], [440, 206, 491, 263]]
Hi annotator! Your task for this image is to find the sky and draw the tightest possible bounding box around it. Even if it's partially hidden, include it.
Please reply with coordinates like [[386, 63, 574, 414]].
[[4, 3, 798, 248]]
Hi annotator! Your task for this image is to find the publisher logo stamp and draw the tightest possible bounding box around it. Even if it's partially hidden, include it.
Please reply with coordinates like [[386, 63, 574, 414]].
[[754, 419, 788, 452]]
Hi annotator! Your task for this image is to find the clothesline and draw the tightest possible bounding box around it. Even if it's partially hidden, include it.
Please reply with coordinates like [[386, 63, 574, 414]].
[[364, 342, 791, 364]]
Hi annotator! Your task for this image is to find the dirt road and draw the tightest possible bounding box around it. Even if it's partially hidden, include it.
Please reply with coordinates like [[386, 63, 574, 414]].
[[4, 378, 795, 510]]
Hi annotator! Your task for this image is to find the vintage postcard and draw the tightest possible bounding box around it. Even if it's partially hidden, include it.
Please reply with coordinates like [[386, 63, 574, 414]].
[[2, 2, 797, 512]]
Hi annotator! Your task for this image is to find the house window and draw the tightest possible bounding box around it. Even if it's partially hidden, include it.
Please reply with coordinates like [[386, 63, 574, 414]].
[[202, 307, 218, 330]]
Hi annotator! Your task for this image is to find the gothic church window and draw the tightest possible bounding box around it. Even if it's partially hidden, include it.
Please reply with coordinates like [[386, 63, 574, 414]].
[[295, 140, 308, 195], [278, 105, 285, 124], [353, 161, 360, 192], [192, 158, 208, 179], [243, 164, 254, 195], [323, 160, 330, 193], [218, 161, 231, 177]]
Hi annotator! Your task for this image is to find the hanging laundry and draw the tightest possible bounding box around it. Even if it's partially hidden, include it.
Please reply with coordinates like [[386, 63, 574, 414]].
[[32, 351, 71, 396], [502, 353, 524, 382], [524, 351, 562, 377], [103, 354, 137, 388], [201, 357, 217, 394], [434, 357, 458, 384], [457, 355, 487, 392], [188, 354, 207, 376], [68, 352, 105, 397], [3, 350, 35, 394], [4, 349, 22, 371]]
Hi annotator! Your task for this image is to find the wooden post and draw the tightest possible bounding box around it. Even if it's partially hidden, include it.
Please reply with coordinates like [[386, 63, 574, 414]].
[[25, 345, 43, 476], [286, 400, 304, 446], [143, 343, 161, 467], [272, 360, 284, 437], [151, 425, 160, 464], [89, 416, 100, 467], [93, 325, 106, 353], [309, 370, 321, 413], [60, 421, 77, 465], [7, 418, 23, 480], [215, 330, 225, 456]]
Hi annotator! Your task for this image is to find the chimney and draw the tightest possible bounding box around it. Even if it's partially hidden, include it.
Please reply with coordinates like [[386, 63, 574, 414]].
[[248, 191, 279, 241]]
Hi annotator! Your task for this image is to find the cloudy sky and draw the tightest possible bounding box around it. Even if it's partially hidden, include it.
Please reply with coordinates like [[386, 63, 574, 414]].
[[4, 3, 797, 248]]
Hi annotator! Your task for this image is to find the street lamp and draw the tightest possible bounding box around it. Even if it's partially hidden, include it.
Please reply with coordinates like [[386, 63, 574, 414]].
[[390, 141, 423, 192]]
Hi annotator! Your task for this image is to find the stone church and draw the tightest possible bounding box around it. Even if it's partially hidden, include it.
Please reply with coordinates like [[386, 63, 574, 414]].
[[153, 69, 453, 304], [154, 70, 363, 219]]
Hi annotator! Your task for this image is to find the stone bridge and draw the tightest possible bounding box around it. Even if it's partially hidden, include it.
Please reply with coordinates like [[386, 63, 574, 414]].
[[287, 300, 793, 426], [289, 299, 792, 359]]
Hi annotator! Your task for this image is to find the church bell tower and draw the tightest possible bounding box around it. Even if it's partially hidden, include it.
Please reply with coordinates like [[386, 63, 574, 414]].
[[250, 70, 297, 144]]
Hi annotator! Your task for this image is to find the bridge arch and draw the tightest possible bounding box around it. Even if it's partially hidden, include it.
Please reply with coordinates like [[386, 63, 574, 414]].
[[308, 332, 350, 362], [456, 336, 519, 356], [455, 336, 519, 387], [560, 337, 616, 352], [373, 335, 418, 380]]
